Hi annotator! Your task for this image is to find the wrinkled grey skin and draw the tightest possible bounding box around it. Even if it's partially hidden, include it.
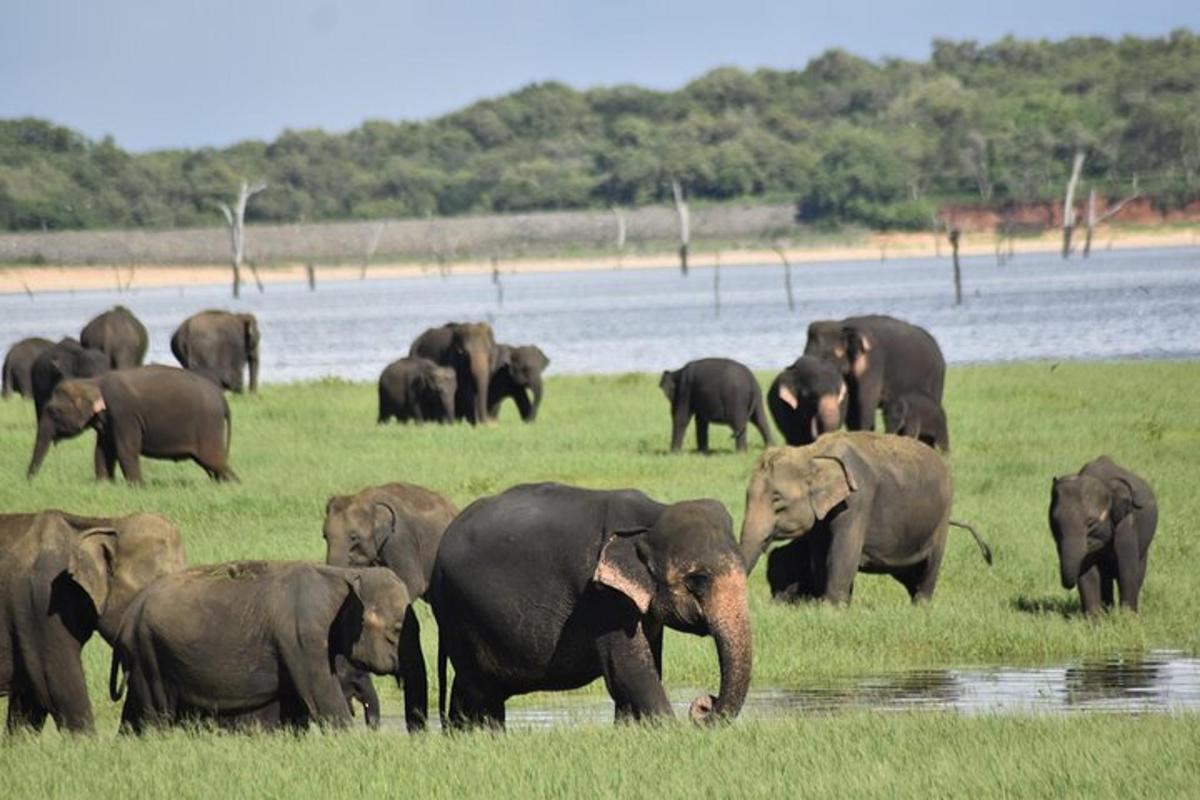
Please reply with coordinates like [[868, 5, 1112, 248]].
[[882, 391, 950, 451], [0, 510, 185, 733], [171, 310, 260, 393], [324, 482, 458, 731], [1050, 456, 1157, 616], [377, 357, 457, 424], [430, 483, 752, 730], [3, 337, 54, 400], [660, 357, 775, 453], [110, 562, 417, 733], [28, 365, 236, 484], [740, 432, 990, 604], [409, 322, 497, 425], [767, 356, 847, 446], [488, 344, 550, 422], [80, 306, 149, 370], [30, 338, 110, 421]]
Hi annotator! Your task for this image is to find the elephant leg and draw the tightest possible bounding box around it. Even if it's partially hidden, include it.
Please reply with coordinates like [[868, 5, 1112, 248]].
[[447, 674, 505, 730], [398, 607, 428, 732], [1077, 565, 1103, 616], [751, 401, 775, 447], [909, 527, 948, 603], [695, 418, 710, 453], [114, 431, 144, 485], [732, 418, 748, 452], [1099, 566, 1116, 609], [94, 435, 117, 481], [823, 513, 867, 605], [1113, 522, 1143, 612], [596, 621, 672, 722], [669, 410, 689, 452], [5, 676, 49, 733]]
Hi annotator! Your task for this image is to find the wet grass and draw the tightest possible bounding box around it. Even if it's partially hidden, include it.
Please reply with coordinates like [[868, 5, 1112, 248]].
[[1, 360, 1198, 793]]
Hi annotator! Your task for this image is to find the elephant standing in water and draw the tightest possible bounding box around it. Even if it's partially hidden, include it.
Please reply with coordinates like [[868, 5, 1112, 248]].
[[30, 338, 110, 419], [324, 482, 458, 731], [768, 356, 846, 446], [740, 432, 991, 604], [410, 322, 497, 425], [660, 358, 774, 452], [0, 510, 185, 733], [488, 344, 550, 421], [80, 306, 148, 370], [377, 357, 457, 424], [171, 310, 260, 393], [1050, 457, 1157, 616], [2, 337, 53, 399], [28, 365, 236, 484], [430, 483, 752, 729], [804, 315, 945, 432]]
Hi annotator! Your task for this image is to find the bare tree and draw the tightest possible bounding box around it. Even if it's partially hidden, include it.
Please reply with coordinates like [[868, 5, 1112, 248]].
[[218, 180, 268, 298], [948, 228, 963, 305], [1060, 150, 1085, 259], [671, 179, 690, 276], [491, 254, 504, 307], [360, 222, 386, 279], [771, 243, 796, 312], [611, 206, 627, 270], [1083, 180, 1140, 258]]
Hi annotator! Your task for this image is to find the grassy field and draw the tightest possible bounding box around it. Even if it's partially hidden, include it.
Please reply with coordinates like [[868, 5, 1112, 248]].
[[1, 361, 1198, 794]]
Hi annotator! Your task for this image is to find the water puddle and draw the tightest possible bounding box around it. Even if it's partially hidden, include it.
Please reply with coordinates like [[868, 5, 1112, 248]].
[[384, 651, 1200, 731]]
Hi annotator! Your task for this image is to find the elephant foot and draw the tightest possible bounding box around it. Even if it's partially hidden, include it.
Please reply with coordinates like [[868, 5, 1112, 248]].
[[688, 694, 717, 726]]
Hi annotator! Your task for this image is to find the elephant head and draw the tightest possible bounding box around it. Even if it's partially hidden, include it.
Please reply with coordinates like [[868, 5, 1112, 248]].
[[450, 322, 495, 423], [494, 345, 550, 421], [28, 377, 106, 479], [772, 356, 846, 444], [1049, 472, 1146, 590], [334, 567, 413, 676], [593, 499, 752, 724], [658, 369, 679, 401], [324, 495, 394, 571], [240, 314, 260, 393], [739, 440, 861, 574], [805, 321, 872, 380]]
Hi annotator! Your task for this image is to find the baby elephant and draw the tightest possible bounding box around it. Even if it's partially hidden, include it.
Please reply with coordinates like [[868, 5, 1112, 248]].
[[110, 561, 419, 732], [27, 365, 236, 484], [660, 358, 774, 453], [378, 357, 457, 424], [1050, 456, 1157, 616], [883, 392, 950, 451]]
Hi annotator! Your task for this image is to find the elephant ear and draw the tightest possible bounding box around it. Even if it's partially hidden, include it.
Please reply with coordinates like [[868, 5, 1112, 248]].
[[68, 528, 118, 615], [846, 328, 872, 378], [808, 455, 858, 521], [1107, 477, 1148, 522], [593, 532, 653, 614], [372, 502, 396, 552]]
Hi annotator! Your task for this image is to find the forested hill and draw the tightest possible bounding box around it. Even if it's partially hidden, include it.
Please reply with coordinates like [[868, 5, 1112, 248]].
[[2, 31, 1197, 233]]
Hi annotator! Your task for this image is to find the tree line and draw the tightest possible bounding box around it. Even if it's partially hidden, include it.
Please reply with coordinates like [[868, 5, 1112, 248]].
[[2, 30, 1197, 233]]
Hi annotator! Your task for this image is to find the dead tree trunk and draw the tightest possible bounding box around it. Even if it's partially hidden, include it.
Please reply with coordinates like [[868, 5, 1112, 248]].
[[1061, 150, 1085, 259], [771, 243, 795, 312], [361, 222, 385, 279], [671, 179, 689, 276], [218, 180, 268, 298], [611, 206, 627, 270], [949, 229, 963, 305], [1084, 182, 1141, 259], [491, 254, 503, 308]]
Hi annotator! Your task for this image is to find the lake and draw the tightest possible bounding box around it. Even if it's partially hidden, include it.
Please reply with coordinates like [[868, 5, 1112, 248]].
[[2, 246, 1198, 381]]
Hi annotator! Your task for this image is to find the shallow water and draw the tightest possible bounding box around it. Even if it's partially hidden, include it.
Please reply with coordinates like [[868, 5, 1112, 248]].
[[381, 651, 1200, 731], [2, 246, 1199, 380]]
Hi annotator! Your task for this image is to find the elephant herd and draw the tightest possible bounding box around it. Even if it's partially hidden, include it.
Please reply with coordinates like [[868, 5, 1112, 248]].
[[1, 307, 1159, 737]]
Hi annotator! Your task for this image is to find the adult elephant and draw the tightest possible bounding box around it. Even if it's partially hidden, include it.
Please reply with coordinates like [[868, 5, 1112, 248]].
[[28, 365, 236, 484], [324, 482, 458, 731], [0, 510, 185, 733], [80, 306, 149, 369], [768, 356, 847, 446], [2, 337, 53, 399], [430, 483, 751, 729], [171, 310, 260, 393], [804, 315, 945, 432], [110, 561, 418, 733], [30, 338, 110, 420], [409, 322, 496, 425], [1050, 456, 1157, 616], [488, 344, 550, 422], [740, 432, 991, 604]]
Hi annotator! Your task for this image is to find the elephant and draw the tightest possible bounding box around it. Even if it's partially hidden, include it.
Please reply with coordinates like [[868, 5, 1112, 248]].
[[429, 483, 752, 729], [660, 358, 774, 453], [171, 309, 260, 393], [27, 365, 236, 484], [739, 432, 991, 604], [804, 315, 945, 432], [409, 322, 497, 425], [883, 392, 950, 451], [488, 344, 550, 421], [80, 305, 148, 370], [323, 481, 458, 731], [2, 337, 53, 400], [1050, 456, 1157, 616], [765, 536, 832, 603], [109, 561, 419, 733], [767, 356, 847, 446], [0, 510, 185, 733], [377, 357, 457, 424], [30, 338, 110, 420]]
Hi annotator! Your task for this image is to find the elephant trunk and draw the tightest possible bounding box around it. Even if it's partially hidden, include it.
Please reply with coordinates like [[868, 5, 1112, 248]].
[[247, 346, 259, 394], [739, 481, 775, 574], [526, 378, 543, 422], [818, 394, 841, 433], [27, 416, 55, 479], [469, 351, 491, 423], [1058, 535, 1085, 590], [690, 568, 752, 725]]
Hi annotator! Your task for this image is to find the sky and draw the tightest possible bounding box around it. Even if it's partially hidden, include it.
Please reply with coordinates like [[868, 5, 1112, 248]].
[[2, 1, 1197, 152]]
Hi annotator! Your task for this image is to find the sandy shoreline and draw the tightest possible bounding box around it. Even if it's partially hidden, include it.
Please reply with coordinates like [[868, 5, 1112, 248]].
[[2, 227, 1197, 296]]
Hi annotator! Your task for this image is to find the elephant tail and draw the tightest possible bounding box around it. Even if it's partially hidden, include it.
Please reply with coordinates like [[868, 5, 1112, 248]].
[[950, 519, 993, 565], [109, 647, 127, 702], [437, 627, 448, 729]]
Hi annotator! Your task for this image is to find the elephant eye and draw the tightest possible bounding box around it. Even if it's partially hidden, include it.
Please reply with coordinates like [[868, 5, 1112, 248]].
[[684, 571, 711, 596]]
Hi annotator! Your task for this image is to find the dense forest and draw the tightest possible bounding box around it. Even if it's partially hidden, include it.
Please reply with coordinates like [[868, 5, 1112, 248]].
[[2, 31, 1197, 233]]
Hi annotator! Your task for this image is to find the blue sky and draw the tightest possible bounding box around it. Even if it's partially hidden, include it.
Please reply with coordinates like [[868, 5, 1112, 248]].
[[2, 1, 1196, 152]]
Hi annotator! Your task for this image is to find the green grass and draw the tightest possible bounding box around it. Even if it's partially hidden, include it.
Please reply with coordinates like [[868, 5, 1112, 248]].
[[1, 361, 1198, 794]]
